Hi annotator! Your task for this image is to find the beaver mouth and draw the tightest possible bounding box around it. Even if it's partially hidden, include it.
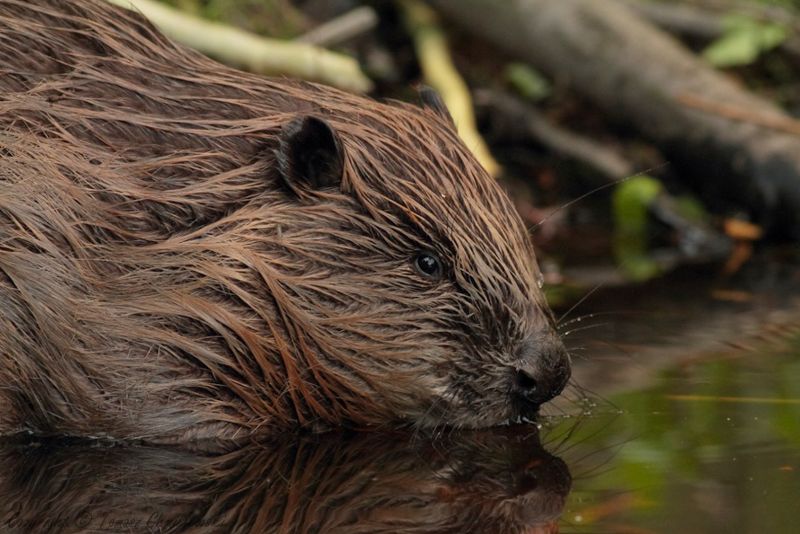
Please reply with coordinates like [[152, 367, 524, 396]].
[[409, 388, 543, 429], [509, 394, 542, 424], [411, 376, 548, 429]]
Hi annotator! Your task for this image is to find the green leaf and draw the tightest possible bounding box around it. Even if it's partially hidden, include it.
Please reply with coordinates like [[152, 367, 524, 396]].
[[613, 175, 662, 234], [505, 62, 551, 102], [703, 14, 788, 68], [613, 175, 663, 281], [673, 194, 708, 224]]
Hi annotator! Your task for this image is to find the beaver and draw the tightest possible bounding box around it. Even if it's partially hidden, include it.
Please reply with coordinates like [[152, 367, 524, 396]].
[[0, 0, 570, 445]]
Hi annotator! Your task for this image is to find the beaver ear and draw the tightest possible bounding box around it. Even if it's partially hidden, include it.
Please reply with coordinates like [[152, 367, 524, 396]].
[[277, 116, 344, 192], [419, 85, 455, 127]]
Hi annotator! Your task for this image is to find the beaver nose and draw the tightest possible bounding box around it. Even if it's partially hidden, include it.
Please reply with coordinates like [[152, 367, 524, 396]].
[[512, 336, 571, 406]]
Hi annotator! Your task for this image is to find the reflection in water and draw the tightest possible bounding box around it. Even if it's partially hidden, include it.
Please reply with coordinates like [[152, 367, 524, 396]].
[[0, 427, 570, 533], [555, 327, 800, 534]]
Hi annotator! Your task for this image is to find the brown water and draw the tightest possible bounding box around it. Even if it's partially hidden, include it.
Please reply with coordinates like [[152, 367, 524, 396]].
[[0, 254, 797, 533]]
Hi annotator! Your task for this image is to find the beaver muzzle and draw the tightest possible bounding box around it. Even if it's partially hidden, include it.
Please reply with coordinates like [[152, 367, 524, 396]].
[[511, 335, 571, 411]]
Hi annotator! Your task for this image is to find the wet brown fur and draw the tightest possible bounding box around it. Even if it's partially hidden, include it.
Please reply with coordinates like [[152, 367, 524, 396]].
[[0, 0, 567, 445]]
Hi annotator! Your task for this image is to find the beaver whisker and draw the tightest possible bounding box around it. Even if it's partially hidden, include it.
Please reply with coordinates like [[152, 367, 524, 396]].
[[559, 322, 612, 339], [556, 283, 602, 323], [557, 313, 603, 331]]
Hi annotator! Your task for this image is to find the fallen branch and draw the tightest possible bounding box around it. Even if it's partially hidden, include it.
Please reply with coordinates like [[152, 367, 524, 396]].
[[478, 90, 731, 267], [429, 0, 800, 239], [297, 6, 378, 47], [476, 89, 634, 180], [675, 92, 800, 136], [617, 0, 722, 40], [398, 0, 500, 176], [107, 0, 373, 93]]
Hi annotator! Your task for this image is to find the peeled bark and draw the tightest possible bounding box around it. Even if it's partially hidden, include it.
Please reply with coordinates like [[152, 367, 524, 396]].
[[430, 0, 800, 239]]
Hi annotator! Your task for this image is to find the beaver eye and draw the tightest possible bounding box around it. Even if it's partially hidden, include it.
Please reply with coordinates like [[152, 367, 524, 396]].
[[414, 252, 442, 278]]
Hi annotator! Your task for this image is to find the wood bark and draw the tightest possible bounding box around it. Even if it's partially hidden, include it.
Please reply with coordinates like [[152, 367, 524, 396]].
[[429, 0, 800, 239]]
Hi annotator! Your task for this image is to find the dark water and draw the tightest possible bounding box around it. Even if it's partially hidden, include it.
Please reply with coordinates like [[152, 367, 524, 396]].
[[0, 429, 569, 533], [0, 255, 797, 533], [553, 253, 800, 534], [555, 335, 800, 534]]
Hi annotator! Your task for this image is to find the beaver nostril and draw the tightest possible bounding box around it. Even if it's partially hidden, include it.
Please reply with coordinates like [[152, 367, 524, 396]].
[[512, 336, 572, 408], [514, 368, 539, 399]]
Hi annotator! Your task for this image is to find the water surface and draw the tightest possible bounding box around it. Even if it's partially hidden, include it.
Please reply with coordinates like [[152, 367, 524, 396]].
[[552, 254, 800, 534]]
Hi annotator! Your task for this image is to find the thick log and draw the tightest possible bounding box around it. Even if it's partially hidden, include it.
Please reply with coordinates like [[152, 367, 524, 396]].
[[429, 0, 800, 239]]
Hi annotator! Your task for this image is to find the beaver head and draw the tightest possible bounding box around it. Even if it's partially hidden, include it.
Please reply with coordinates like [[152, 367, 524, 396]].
[[261, 93, 571, 430], [0, 0, 569, 440]]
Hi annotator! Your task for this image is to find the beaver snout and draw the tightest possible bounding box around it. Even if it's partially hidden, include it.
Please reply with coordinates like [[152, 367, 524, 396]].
[[512, 336, 571, 408]]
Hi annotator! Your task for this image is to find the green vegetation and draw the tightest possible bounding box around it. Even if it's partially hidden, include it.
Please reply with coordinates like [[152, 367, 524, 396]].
[[704, 15, 787, 67]]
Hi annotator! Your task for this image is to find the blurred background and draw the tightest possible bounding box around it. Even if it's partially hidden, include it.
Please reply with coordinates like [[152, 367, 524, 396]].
[[133, 0, 800, 291]]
